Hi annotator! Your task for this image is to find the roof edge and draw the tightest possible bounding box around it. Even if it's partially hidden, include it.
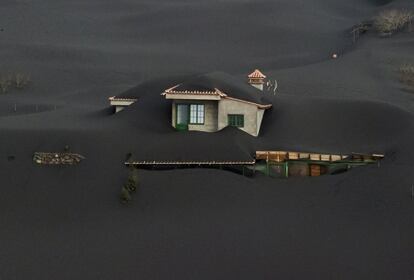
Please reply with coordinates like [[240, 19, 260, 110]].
[[224, 96, 272, 109], [108, 96, 138, 102]]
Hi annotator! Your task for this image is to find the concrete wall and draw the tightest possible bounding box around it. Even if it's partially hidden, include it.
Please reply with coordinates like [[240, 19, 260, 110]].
[[218, 99, 259, 136], [115, 106, 125, 113], [170, 98, 266, 137], [171, 100, 218, 132], [256, 109, 265, 136], [250, 83, 263, 91], [110, 100, 136, 114], [172, 100, 177, 128]]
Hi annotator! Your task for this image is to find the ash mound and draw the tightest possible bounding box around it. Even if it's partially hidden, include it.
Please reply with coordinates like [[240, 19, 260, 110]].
[[114, 73, 413, 161]]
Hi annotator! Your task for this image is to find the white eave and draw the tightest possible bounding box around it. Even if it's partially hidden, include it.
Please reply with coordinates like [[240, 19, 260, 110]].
[[161, 86, 225, 101], [163, 93, 222, 100], [161, 85, 272, 109], [108, 96, 138, 106]]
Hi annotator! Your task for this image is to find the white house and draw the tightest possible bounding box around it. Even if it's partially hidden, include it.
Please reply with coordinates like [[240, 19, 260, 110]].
[[109, 70, 273, 137], [162, 71, 272, 137]]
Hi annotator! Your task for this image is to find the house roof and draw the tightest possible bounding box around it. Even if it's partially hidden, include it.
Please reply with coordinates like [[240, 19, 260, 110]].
[[108, 96, 138, 102], [248, 69, 266, 79], [163, 72, 272, 109], [163, 84, 226, 97]]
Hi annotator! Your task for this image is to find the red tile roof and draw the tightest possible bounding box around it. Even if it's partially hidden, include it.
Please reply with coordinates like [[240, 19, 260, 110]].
[[162, 86, 271, 109], [248, 69, 266, 79], [162, 85, 227, 97]]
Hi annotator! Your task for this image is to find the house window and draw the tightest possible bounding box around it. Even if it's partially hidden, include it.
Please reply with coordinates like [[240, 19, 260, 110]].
[[228, 114, 244, 127], [176, 104, 189, 125], [190, 104, 204, 124]]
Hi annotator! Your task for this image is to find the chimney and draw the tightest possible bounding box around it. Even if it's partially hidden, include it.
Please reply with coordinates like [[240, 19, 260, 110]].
[[248, 69, 266, 91]]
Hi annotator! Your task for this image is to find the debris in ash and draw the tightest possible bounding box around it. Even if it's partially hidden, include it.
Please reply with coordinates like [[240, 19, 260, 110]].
[[33, 152, 85, 165]]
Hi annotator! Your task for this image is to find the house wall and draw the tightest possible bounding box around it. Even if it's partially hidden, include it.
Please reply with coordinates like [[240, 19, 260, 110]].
[[217, 99, 259, 137], [110, 99, 137, 114], [172, 100, 177, 128], [115, 106, 125, 113], [256, 109, 265, 135], [250, 83, 264, 91], [171, 100, 218, 132]]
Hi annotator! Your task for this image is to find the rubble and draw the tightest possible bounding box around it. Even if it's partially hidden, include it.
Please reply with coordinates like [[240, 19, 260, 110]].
[[33, 152, 85, 165]]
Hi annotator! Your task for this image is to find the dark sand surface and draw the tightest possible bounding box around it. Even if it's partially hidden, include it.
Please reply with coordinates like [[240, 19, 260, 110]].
[[0, 0, 414, 279]]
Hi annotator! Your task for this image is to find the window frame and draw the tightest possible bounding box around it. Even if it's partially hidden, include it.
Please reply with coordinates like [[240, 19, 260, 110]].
[[189, 104, 205, 125], [228, 114, 244, 128], [175, 103, 205, 125]]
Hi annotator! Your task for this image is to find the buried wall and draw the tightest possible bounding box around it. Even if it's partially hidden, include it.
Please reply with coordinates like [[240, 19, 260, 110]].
[[218, 99, 260, 136]]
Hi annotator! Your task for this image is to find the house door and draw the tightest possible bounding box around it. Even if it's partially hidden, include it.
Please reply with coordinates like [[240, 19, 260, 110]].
[[176, 104, 189, 129]]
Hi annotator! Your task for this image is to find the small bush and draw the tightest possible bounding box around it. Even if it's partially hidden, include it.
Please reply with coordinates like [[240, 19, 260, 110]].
[[399, 64, 414, 90], [0, 72, 31, 93], [14, 72, 30, 89], [125, 167, 139, 192], [374, 9, 413, 34], [120, 167, 140, 204], [0, 74, 12, 93], [120, 186, 132, 204]]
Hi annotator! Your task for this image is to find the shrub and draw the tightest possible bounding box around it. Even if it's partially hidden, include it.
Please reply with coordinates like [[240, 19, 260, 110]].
[[120, 186, 132, 204], [14, 72, 30, 89], [120, 167, 139, 204], [0, 72, 31, 93], [0, 74, 12, 93], [399, 64, 414, 90], [125, 167, 139, 192], [374, 9, 413, 34]]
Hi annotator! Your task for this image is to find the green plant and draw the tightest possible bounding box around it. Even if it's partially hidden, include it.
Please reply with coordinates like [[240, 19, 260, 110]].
[[125, 167, 139, 192], [120, 186, 132, 204], [374, 9, 413, 34], [0, 74, 12, 93], [14, 72, 30, 89], [0, 72, 31, 93], [399, 64, 414, 90], [120, 167, 140, 204]]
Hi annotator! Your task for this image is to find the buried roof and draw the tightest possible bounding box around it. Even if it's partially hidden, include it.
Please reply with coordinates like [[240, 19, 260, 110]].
[[165, 72, 272, 108], [248, 69, 267, 79]]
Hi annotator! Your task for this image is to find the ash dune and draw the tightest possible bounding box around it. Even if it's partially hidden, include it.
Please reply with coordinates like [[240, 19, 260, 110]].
[[0, 0, 395, 95], [0, 0, 414, 279]]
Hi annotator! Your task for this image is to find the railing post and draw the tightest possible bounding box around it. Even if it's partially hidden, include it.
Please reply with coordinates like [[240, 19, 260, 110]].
[[285, 162, 289, 178]]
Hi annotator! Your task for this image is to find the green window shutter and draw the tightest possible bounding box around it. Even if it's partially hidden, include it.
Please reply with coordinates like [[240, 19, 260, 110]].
[[238, 115, 244, 127], [228, 115, 233, 126], [228, 114, 244, 127]]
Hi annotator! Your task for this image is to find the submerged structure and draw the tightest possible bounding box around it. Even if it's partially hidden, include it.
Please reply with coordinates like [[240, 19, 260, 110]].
[[161, 71, 272, 136], [254, 151, 384, 178], [109, 70, 273, 137], [108, 96, 138, 113], [33, 152, 85, 165], [247, 69, 267, 91], [125, 150, 384, 178]]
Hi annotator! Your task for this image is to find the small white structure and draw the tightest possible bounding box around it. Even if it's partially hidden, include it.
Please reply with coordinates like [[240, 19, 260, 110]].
[[108, 96, 138, 113], [248, 69, 266, 91]]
